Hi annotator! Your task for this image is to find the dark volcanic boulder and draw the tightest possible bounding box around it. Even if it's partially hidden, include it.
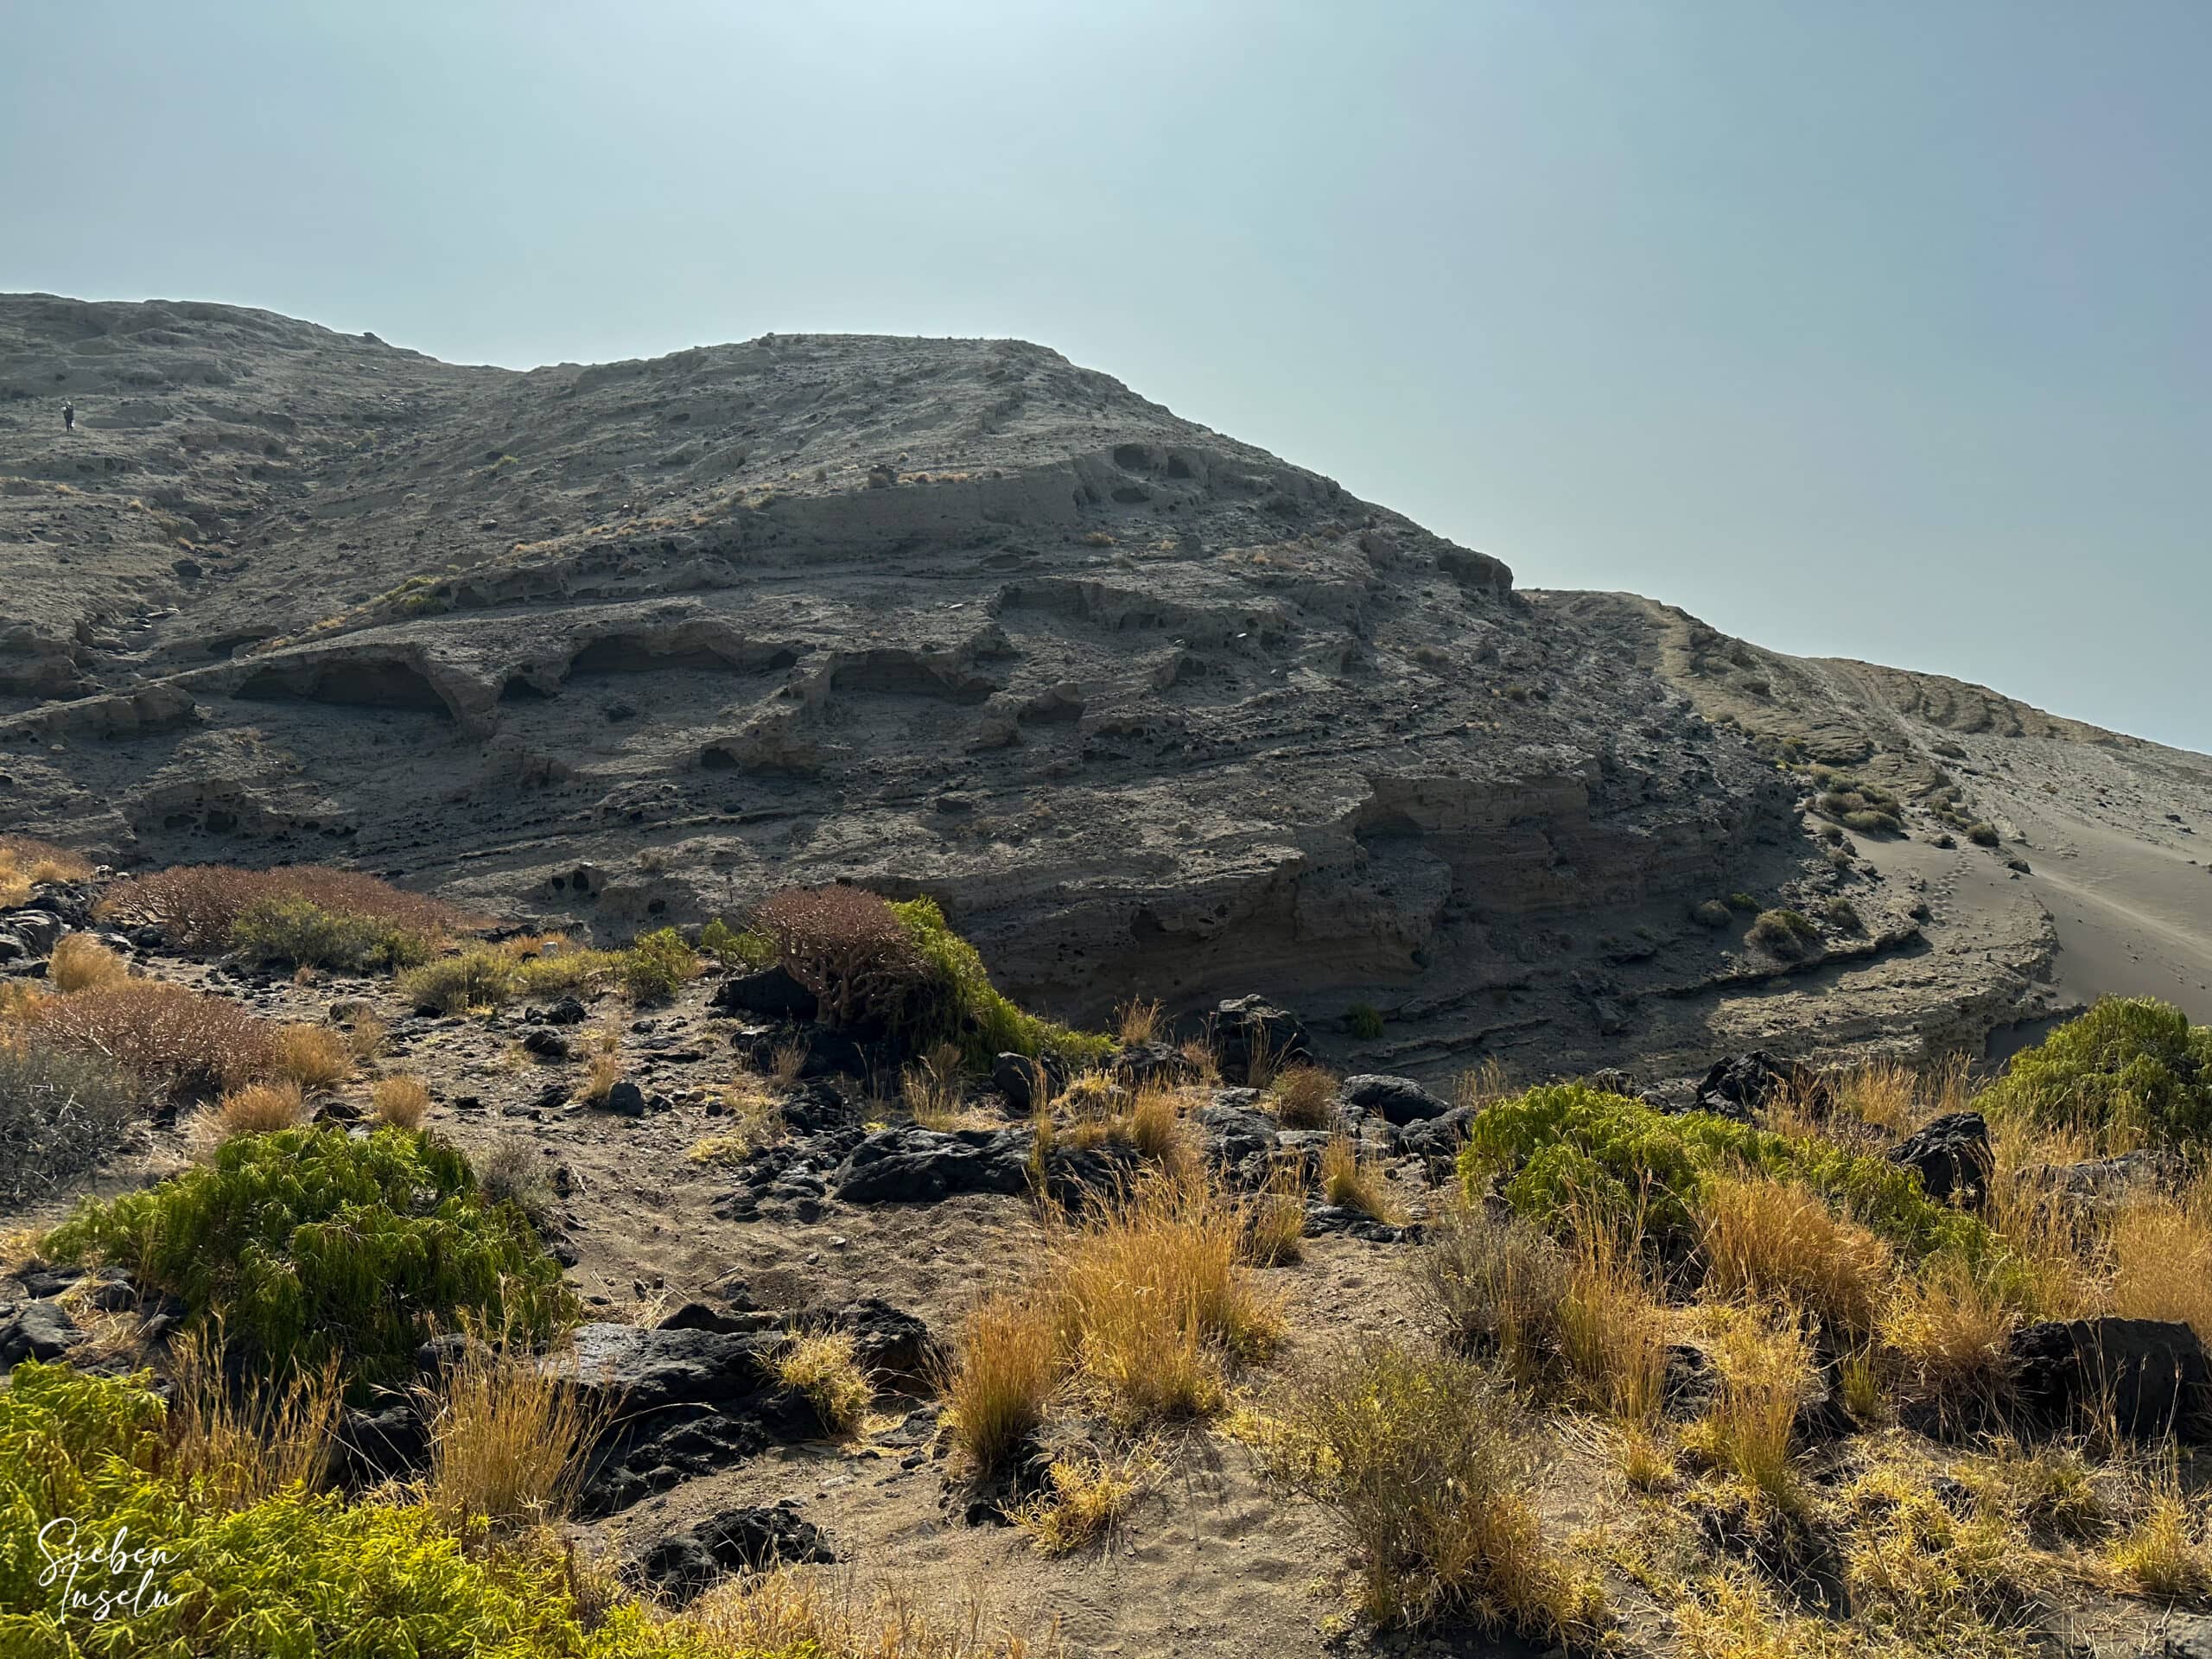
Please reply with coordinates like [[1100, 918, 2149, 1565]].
[[1198, 1096, 1282, 1186], [710, 966, 818, 1021], [1213, 995, 1309, 1085], [334, 1403, 429, 1486], [556, 1322, 780, 1414], [1397, 1104, 1478, 1172], [8, 911, 64, 956], [579, 1406, 781, 1516], [1114, 1040, 1194, 1090], [542, 995, 588, 1025], [1340, 1073, 1450, 1125], [601, 1078, 649, 1116], [2007, 1318, 2212, 1440], [821, 1297, 937, 1382], [521, 1027, 570, 1060], [637, 1501, 833, 1604], [0, 1300, 84, 1366], [1694, 1050, 1827, 1122], [1885, 1111, 1993, 1211], [834, 1125, 1030, 1204], [2032, 1149, 2183, 1212], [991, 1051, 1065, 1114]]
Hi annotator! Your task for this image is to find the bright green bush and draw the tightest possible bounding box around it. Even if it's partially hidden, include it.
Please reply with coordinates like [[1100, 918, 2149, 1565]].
[[231, 895, 435, 972], [697, 916, 775, 969], [1459, 1084, 1987, 1259], [399, 947, 523, 1013], [0, 1362, 702, 1659], [1746, 908, 1821, 960], [620, 927, 698, 1005], [889, 895, 1111, 1069], [1977, 997, 2212, 1149], [42, 1128, 572, 1394]]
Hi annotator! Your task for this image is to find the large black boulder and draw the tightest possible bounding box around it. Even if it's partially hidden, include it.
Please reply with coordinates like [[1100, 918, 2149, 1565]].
[[637, 1501, 833, 1604], [1397, 1104, 1478, 1173], [555, 1321, 781, 1414], [1885, 1111, 1993, 1211], [1213, 996, 1309, 1085], [333, 1403, 429, 1486], [991, 1051, 1065, 1114], [819, 1297, 937, 1383], [0, 1300, 84, 1366], [1340, 1073, 1450, 1125], [1694, 1050, 1828, 1122], [835, 1125, 1030, 1204], [710, 966, 818, 1021], [2007, 1317, 2212, 1440]]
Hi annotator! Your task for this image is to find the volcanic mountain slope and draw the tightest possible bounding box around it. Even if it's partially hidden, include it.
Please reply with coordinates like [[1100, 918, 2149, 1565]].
[[4, 292, 2207, 1076]]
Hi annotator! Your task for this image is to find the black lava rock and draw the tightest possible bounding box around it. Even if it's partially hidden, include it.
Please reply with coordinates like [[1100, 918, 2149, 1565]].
[[1340, 1073, 1450, 1125], [710, 966, 818, 1021], [636, 1501, 832, 1604], [1886, 1111, 1993, 1211], [2008, 1317, 2212, 1440]]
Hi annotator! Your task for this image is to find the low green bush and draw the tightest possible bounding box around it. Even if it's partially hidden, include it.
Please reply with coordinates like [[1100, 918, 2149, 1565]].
[[1345, 1001, 1387, 1040], [1977, 997, 2212, 1150], [1746, 908, 1821, 960], [697, 916, 775, 969], [0, 1362, 697, 1658], [1967, 823, 2001, 848], [620, 927, 698, 1005], [400, 947, 523, 1013], [42, 1128, 572, 1394], [889, 895, 1111, 1069], [231, 895, 435, 972], [1459, 1084, 1988, 1259]]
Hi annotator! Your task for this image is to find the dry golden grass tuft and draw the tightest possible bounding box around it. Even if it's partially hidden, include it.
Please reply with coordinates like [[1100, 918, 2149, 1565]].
[[341, 1008, 388, 1061], [580, 1025, 622, 1106], [164, 1326, 341, 1508], [1878, 1250, 2017, 1424], [1240, 1163, 1308, 1267], [48, 933, 130, 995], [1013, 1448, 1155, 1555], [1268, 1064, 1338, 1129], [768, 1038, 810, 1090], [1682, 1309, 1814, 1511], [1452, 1056, 1513, 1115], [190, 1079, 307, 1152], [1696, 1173, 1893, 1338], [271, 1021, 352, 1090], [2109, 1477, 2212, 1602], [779, 1332, 874, 1436], [2110, 1194, 2212, 1345], [1319, 1131, 1406, 1223], [942, 1291, 1058, 1473], [1260, 1338, 1606, 1638], [681, 1569, 1064, 1659], [370, 1073, 432, 1130], [1115, 996, 1161, 1046], [1558, 1218, 1670, 1425], [1418, 1199, 1568, 1390], [421, 1334, 606, 1534], [1176, 1037, 1220, 1087], [903, 1042, 969, 1129]]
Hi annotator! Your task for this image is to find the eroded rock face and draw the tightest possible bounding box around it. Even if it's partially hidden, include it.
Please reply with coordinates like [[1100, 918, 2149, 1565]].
[[5, 296, 2146, 1079]]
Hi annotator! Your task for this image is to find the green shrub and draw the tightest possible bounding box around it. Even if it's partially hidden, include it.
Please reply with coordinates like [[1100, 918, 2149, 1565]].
[[0, 1362, 692, 1659], [231, 896, 434, 972], [1967, 822, 2001, 848], [513, 946, 623, 1000], [0, 1043, 143, 1203], [1345, 1001, 1387, 1040], [889, 895, 1111, 1069], [1823, 898, 1862, 931], [1726, 893, 1761, 912], [697, 916, 775, 969], [42, 1128, 573, 1394], [620, 927, 697, 1004], [1977, 997, 2212, 1149], [400, 947, 523, 1013], [1746, 908, 1821, 960], [1459, 1084, 1987, 1259], [1841, 810, 1903, 836], [1692, 899, 1732, 928]]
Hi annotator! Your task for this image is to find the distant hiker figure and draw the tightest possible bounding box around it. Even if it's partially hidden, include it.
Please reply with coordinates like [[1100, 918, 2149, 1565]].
[[61, 401, 74, 432]]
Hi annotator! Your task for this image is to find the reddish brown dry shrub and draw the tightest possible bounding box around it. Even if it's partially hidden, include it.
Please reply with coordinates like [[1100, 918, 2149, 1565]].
[[25, 980, 276, 1094], [0, 836, 95, 884], [98, 864, 472, 949], [753, 885, 919, 1027]]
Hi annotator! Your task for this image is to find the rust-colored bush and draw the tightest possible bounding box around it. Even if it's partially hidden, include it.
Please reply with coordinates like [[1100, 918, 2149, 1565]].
[[753, 885, 921, 1027], [24, 980, 276, 1094], [99, 864, 472, 950]]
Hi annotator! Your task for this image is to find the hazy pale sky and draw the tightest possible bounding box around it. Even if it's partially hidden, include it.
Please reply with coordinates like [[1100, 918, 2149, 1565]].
[[5, 3, 2207, 749]]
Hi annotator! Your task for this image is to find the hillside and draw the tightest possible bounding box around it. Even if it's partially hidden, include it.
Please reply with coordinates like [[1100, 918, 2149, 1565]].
[[5, 293, 2209, 1079]]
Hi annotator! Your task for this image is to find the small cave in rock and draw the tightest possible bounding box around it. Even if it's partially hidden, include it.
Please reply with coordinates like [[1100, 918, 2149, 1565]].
[[565, 636, 734, 677], [1113, 444, 1153, 471], [234, 658, 452, 716], [830, 652, 994, 704], [699, 744, 740, 771], [499, 675, 553, 702]]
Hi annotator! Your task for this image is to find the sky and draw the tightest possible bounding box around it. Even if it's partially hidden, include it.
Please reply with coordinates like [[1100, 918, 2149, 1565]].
[[4, 3, 2207, 749]]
